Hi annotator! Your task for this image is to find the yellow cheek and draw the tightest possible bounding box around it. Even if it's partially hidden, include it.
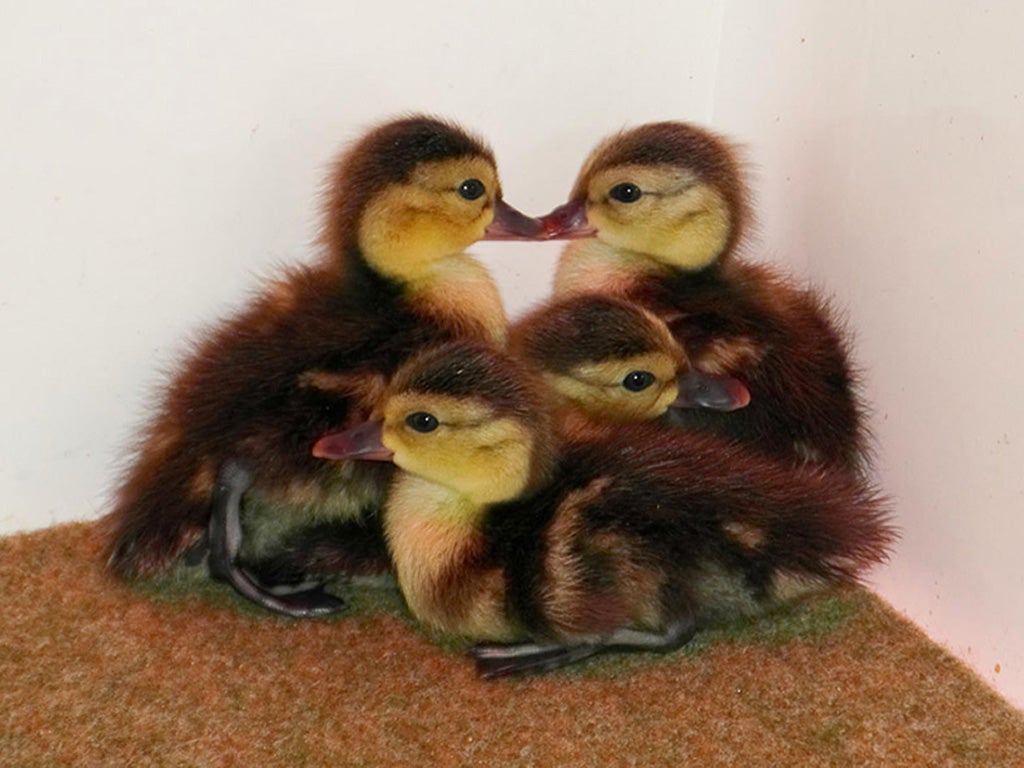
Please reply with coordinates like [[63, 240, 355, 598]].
[[547, 373, 674, 423], [544, 351, 679, 423], [590, 186, 731, 270], [459, 433, 534, 503], [659, 186, 731, 269], [357, 188, 490, 279], [472, 203, 494, 239], [384, 421, 534, 505], [651, 382, 679, 417], [611, 385, 676, 422]]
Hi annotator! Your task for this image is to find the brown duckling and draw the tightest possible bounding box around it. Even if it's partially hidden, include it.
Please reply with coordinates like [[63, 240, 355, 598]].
[[101, 116, 544, 616], [541, 121, 867, 470], [509, 293, 750, 432], [313, 341, 894, 676]]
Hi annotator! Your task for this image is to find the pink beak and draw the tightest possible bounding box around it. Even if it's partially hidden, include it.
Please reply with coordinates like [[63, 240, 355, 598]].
[[482, 198, 547, 240], [312, 420, 394, 462], [672, 370, 751, 412], [538, 199, 597, 240]]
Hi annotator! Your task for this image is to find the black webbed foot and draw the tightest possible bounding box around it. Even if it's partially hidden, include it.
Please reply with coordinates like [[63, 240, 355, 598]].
[[207, 459, 346, 618], [472, 642, 602, 678], [470, 619, 698, 678]]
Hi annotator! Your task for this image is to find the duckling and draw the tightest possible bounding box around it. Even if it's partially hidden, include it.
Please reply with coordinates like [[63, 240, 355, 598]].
[[541, 122, 867, 470], [313, 341, 894, 676], [100, 116, 544, 616], [509, 293, 750, 432]]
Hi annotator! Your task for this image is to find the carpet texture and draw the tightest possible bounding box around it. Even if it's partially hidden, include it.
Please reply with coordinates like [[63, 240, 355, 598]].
[[2, 522, 1022, 767]]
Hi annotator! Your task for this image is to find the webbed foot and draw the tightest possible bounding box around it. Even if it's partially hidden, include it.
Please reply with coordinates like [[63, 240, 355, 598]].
[[470, 619, 697, 678], [472, 641, 602, 678], [207, 459, 346, 618]]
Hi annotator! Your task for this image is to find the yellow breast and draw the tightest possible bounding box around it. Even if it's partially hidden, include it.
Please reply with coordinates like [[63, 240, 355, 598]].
[[384, 474, 516, 641], [553, 239, 664, 298], [406, 254, 508, 347]]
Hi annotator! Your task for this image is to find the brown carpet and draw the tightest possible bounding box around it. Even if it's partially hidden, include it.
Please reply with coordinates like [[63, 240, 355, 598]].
[[2, 522, 1022, 767]]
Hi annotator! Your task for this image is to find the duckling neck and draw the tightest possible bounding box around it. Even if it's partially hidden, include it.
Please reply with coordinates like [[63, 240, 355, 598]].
[[406, 254, 508, 346], [384, 473, 516, 641], [551, 407, 617, 441], [553, 239, 671, 298], [365, 249, 507, 346]]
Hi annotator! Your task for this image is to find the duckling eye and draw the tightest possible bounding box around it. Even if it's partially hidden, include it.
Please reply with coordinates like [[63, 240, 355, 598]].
[[457, 179, 486, 201], [405, 412, 439, 433], [609, 183, 642, 203], [622, 370, 656, 392]]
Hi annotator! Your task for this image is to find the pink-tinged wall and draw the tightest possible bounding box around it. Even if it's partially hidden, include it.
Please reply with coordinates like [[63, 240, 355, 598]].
[[713, 0, 1024, 710]]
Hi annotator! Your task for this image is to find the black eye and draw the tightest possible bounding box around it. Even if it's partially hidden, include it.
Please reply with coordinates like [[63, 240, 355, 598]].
[[622, 371, 656, 392], [405, 412, 439, 433], [609, 183, 642, 203], [458, 179, 486, 201]]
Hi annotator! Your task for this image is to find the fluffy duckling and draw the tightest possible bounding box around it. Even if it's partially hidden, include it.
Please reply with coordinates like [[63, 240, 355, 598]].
[[542, 122, 866, 470], [313, 341, 894, 676], [509, 293, 750, 431], [101, 116, 543, 616]]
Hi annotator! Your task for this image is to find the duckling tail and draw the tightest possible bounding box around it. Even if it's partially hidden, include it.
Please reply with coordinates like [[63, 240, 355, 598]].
[[101, 448, 213, 578], [755, 470, 897, 586]]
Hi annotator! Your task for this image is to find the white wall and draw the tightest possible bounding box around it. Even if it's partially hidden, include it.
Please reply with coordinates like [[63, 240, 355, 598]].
[[3, 0, 1022, 712], [713, 1, 1024, 710], [0, 0, 723, 529]]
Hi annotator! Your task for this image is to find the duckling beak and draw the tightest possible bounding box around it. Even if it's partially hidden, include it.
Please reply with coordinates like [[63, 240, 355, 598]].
[[539, 199, 597, 240], [671, 370, 751, 412], [482, 198, 547, 240], [312, 420, 394, 462]]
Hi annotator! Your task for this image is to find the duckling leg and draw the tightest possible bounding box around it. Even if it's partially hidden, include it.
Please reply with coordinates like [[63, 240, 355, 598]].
[[208, 459, 346, 618], [472, 619, 697, 678], [601, 619, 697, 652]]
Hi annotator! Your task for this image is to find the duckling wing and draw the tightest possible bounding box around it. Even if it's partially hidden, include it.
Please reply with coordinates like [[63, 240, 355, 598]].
[[601, 426, 894, 585], [637, 262, 866, 469], [554, 429, 892, 623], [103, 264, 437, 578]]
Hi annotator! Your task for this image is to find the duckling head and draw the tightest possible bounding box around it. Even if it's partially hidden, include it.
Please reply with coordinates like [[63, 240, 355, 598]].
[[512, 295, 683, 423], [314, 340, 554, 506], [511, 295, 751, 422], [320, 115, 544, 280], [542, 122, 749, 271]]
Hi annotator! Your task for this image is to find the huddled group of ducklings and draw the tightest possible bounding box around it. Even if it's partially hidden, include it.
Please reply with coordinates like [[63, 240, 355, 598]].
[[102, 115, 895, 677]]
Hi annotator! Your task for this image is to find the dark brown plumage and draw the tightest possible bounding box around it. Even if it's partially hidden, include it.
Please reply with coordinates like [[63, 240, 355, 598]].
[[486, 422, 893, 669], [545, 121, 868, 471], [314, 341, 895, 676], [511, 294, 679, 376], [101, 116, 537, 597]]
